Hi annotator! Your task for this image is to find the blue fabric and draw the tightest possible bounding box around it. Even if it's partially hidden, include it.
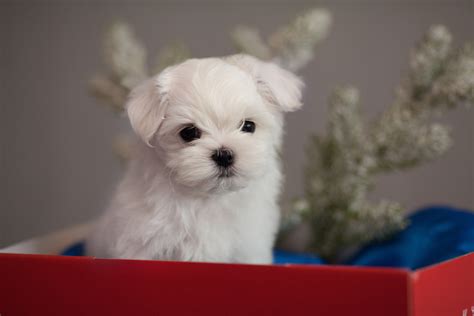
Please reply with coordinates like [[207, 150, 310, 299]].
[[346, 206, 474, 269], [273, 250, 324, 265], [62, 241, 85, 257], [62, 206, 474, 269]]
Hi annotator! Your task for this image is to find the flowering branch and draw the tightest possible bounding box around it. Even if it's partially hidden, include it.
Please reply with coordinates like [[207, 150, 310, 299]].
[[285, 25, 474, 261]]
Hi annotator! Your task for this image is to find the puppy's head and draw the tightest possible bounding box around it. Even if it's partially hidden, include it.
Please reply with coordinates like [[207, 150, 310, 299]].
[[127, 54, 304, 194]]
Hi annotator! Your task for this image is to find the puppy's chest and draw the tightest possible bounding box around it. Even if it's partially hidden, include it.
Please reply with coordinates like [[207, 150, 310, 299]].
[[185, 200, 242, 241], [159, 198, 252, 260]]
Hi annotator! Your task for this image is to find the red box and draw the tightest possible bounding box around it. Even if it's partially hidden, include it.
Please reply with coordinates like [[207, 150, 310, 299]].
[[0, 252, 473, 315]]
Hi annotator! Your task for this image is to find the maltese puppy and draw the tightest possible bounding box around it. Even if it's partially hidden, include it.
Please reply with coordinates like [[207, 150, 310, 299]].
[[86, 54, 304, 264]]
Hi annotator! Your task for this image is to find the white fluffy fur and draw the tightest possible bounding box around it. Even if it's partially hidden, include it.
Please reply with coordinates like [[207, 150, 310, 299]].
[[86, 54, 304, 263]]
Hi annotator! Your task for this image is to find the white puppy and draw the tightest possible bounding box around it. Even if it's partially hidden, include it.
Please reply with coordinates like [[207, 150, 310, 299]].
[[86, 54, 303, 264]]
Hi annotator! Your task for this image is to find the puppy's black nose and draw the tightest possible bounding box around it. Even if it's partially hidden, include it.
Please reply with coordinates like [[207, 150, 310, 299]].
[[212, 148, 234, 168]]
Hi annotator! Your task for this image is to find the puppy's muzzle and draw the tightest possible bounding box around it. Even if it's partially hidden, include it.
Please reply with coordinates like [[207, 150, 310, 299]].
[[212, 148, 234, 168]]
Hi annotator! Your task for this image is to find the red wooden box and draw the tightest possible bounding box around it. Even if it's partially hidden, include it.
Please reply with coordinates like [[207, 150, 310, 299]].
[[0, 252, 472, 315]]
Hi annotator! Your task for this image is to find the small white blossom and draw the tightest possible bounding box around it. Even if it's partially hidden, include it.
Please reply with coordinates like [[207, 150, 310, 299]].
[[104, 22, 148, 89], [231, 25, 271, 60], [269, 9, 332, 71]]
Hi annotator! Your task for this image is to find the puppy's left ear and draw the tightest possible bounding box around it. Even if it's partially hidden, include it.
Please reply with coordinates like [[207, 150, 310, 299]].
[[225, 54, 304, 112], [126, 70, 172, 146]]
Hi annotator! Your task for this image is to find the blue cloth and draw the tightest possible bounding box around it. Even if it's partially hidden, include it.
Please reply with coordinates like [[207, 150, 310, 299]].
[[62, 242, 85, 257], [62, 206, 474, 269], [273, 250, 324, 265], [346, 206, 474, 269]]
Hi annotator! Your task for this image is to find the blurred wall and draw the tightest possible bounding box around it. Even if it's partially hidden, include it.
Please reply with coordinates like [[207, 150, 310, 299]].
[[1, 0, 473, 247]]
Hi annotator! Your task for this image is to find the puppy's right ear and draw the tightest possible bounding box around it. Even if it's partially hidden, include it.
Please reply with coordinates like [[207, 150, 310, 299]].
[[126, 71, 171, 146]]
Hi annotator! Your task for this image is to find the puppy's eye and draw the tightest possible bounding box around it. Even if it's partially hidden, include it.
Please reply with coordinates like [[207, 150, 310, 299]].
[[240, 120, 256, 133], [179, 125, 201, 142]]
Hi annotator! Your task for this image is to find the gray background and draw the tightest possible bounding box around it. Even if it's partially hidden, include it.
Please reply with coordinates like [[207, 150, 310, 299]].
[[1, 0, 473, 247]]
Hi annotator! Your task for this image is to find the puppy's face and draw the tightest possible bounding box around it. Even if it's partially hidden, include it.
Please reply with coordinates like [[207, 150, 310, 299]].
[[127, 55, 303, 194]]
